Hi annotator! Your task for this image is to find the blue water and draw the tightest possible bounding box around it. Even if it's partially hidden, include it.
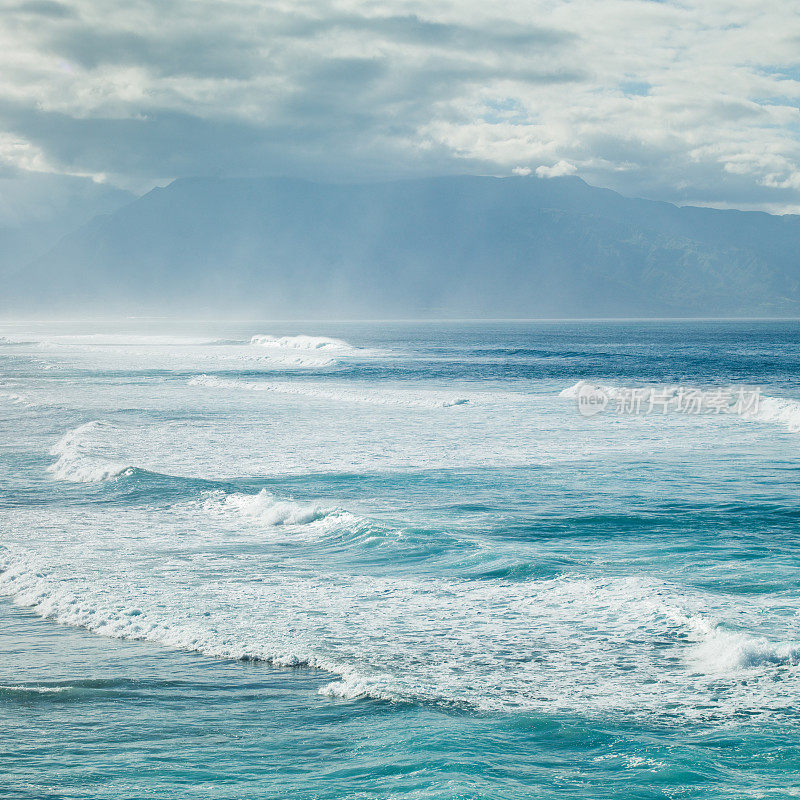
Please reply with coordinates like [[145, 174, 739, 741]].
[[1, 321, 799, 798]]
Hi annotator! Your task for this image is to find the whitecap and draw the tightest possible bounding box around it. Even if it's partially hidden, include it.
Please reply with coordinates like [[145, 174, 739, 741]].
[[0, 684, 71, 694], [745, 394, 800, 433], [250, 334, 354, 352], [47, 421, 133, 483], [193, 488, 350, 528], [559, 380, 800, 434], [690, 624, 800, 672]]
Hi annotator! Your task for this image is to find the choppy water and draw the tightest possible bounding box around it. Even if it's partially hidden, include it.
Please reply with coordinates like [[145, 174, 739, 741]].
[[1, 320, 799, 798]]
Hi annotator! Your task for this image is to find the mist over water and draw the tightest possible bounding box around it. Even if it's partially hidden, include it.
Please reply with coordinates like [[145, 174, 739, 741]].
[[1, 320, 800, 798], [9, 176, 800, 319]]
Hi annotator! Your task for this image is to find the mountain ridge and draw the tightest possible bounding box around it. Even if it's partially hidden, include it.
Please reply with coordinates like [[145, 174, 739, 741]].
[[8, 174, 800, 317]]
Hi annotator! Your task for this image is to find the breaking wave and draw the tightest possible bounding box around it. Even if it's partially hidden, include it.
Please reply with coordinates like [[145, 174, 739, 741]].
[[1, 333, 341, 370], [559, 380, 800, 433], [47, 421, 133, 483], [247, 334, 362, 368], [250, 334, 355, 352], [1, 543, 796, 721], [559, 380, 618, 399], [688, 616, 800, 671], [189, 488, 361, 529], [751, 394, 800, 433]]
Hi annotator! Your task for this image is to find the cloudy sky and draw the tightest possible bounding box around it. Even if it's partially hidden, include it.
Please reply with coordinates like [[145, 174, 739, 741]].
[[2, 0, 800, 211]]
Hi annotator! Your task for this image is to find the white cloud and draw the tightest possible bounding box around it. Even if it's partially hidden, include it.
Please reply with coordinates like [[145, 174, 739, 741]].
[[0, 0, 798, 209], [535, 160, 577, 178]]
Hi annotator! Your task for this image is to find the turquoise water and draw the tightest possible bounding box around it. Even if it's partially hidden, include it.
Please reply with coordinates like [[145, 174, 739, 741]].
[[1, 321, 799, 798]]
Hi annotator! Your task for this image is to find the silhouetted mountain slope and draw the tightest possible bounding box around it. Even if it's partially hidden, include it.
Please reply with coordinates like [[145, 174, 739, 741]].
[[0, 173, 132, 281], [11, 175, 800, 317]]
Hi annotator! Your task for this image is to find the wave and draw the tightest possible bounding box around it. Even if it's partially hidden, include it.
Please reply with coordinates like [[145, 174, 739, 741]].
[[2, 332, 352, 352], [559, 379, 617, 399], [0, 549, 312, 667], [189, 374, 469, 408], [688, 616, 800, 671], [190, 488, 361, 529], [749, 394, 800, 433], [317, 676, 411, 704], [559, 380, 800, 433], [2, 546, 796, 721], [47, 421, 133, 482], [249, 334, 360, 368], [45, 421, 369, 532], [0, 684, 71, 695], [250, 334, 354, 352], [2, 332, 355, 371]]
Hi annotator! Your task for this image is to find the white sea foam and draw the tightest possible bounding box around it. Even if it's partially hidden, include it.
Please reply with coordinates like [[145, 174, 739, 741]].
[[254, 353, 338, 368], [558, 380, 631, 401], [746, 394, 800, 433], [0, 390, 28, 405], [560, 380, 800, 434], [559, 380, 597, 399], [0, 684, 71, 694], [317, 676, 408, 704], [189, 374, 469, 408], [691, 624, 800, 671], [250, 334, 355, 352], [47, 421, 133, 482], [2, 333, 341, 371], [0, 548, 314, 666], [248, 334, 361, 368], [6, 340, 800, 726], [1, 536, 796, 722], [192, 489, 360, 529]]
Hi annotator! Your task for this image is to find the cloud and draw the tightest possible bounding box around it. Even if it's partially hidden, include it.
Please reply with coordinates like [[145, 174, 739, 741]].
[[13, 0, 74, 18], [0, 0, 798, 209], [536, 160, 577, 178]]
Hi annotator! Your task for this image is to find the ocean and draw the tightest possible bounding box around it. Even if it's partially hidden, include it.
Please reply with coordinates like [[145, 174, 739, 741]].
[[1, 320, 798, 798]]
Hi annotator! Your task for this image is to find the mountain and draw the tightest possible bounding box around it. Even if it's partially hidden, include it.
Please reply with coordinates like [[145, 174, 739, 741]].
[[7, 174, 800, 317], [0, 173, 133, 282]]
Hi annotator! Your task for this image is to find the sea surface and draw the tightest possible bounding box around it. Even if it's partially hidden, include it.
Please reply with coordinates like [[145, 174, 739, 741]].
[[1, 320, 799, 799]]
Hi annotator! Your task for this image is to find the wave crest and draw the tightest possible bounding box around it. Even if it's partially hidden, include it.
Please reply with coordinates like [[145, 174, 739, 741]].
[[195, 489, 353, 528], [250, 334, 354, 352], [749, 394, 800, 433], [559, 380, 800, 433], [690, 620, 800, 671], [47, 421, 133, 482]]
